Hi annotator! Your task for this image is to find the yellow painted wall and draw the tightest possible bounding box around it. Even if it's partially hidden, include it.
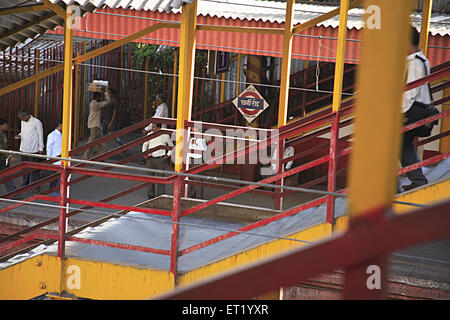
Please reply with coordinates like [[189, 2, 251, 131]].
[[0, 254, 174, 300]]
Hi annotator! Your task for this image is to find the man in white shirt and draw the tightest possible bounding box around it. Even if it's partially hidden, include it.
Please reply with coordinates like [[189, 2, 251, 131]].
[[400, 27, 430, 191], [46, 120, 62, 195], [142, 94, 169, 134], [142, 123, 174, 199], [15, 110, 44, 189]]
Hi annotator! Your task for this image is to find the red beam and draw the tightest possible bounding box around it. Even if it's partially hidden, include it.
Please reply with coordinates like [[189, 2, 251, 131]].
[[67, 198, 171, 216], [161, 199, 450, 300]]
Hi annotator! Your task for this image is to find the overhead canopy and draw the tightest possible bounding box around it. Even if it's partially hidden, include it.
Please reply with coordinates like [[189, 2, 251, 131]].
[[0, 0, 194, 51], [46, 1, 449, 66]]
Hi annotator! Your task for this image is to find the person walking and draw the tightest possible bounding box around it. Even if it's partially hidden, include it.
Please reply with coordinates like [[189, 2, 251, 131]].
[[82, 90, 110, 160], [46, 120, 62, 196], [142, 93, 169, 134], [101, 88, 124, 147], [400, 27, 432, 191], [142, 123, 173, 199], [0, 119, 17, 194], [15, 110, 44, 191]]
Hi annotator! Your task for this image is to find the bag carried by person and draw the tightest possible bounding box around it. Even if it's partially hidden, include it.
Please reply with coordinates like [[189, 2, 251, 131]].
[[404, 55, 440, 138]]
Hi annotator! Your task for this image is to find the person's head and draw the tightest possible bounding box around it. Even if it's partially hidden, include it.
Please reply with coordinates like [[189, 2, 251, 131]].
[[17, 110, 31, 122], [109, 88, 116, 97], [151, 123, 161, 132], [410, 26, 420, 53], [93, 92, 103, 101], [0, 119, 9, 131], [56, 119, 62, 133], [155, 94, 165, 106]]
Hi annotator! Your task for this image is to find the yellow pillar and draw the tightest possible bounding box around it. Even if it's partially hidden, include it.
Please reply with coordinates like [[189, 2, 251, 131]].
[[172, 48, 178, 118], [175, 1, 197, 172], [331, 0, 350, 112], [220, 73, 226, 103], [277, 0, 295, 127], [73, 51, 80, 148], [344, 0, 414, 299], [34, 50, 40, 118], [143, 59, 149, 119], [419, 0, 433, 56], [236, 54, 242, 96], [61, 6, 74, 165]]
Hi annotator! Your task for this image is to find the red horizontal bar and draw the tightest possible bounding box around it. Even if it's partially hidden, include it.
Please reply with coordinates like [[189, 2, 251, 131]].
[[0, 233, 57, 253], [405, 65, 450, 92], [67, 166, 171, 184], [402, 109, 450, 133], [65, 236, 170, 256], [163, 199, 450, 300], [398, 152, 449, 176], [417, 130, 450, 147], [182, 153, 332, 217], [67, 198, 171, 216], [179, 196, 328, 256]]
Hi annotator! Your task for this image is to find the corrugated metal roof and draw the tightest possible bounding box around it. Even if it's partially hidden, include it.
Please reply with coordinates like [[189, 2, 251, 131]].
[[45, 0, 450, 36], [0, 0, 98, 51], [46, 6, 448, 66], [43, 0, 194, 12]]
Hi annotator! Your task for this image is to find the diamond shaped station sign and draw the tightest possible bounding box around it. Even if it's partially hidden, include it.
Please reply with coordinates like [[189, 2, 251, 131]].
[[233, 85, 269, 123]]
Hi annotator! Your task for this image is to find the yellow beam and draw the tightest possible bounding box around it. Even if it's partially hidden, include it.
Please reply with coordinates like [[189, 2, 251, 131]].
[[0, 22, 179, 99], [345, 0, 414, 299], [80, 42, 87, 140], [172, 48, 178, 118], [34, 50, 40, 118], [175, 1, 197, 172], [293, 0, 361, 34], [73, 22, 180, 65], [331, 0, 350, 112], [143, 59, 149, 119], [0, 64, 64, 97], [277, 0, 295, 128], [73, 51, 81, 148], [43, 0, 66, 19], [220, 73, 226, 103], [0, 4, 46, 16], [61, 7, 74, 165], [236, 54, 242, 96], [197, 25, 284, 35], [419, 0, 433, 56]]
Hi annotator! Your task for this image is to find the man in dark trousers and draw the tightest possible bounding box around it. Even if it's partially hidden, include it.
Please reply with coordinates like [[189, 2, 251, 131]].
[[400, 27, 432, 191], [15, 110, 44, 191], [102, 88, 124, 147], [142, 123, 174, 199], [0, 119, 17, 194]]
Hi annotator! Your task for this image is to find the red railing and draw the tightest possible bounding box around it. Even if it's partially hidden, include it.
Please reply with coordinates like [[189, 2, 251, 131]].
[[0, 61, 448, 285]]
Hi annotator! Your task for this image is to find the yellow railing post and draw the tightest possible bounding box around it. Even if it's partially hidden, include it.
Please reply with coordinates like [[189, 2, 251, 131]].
[[277, 0, 294, 127], [34, 49, 40, 118], [344, 0, 414, 299], [61, 7, 74, 165], [331, 0, 350, 113], [419, 0, 433, 56], [174, 1, 197, 173], [274, 0, 295, 212], [172, 48, 178, 118]]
